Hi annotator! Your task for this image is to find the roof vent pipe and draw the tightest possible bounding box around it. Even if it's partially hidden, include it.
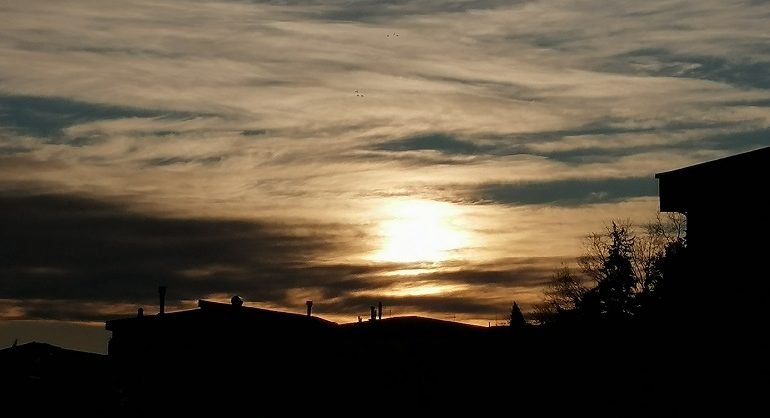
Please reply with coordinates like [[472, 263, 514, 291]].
[[158, 286, 167, 315]]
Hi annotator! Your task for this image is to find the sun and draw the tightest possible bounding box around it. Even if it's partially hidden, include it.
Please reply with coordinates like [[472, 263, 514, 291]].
[[372, 199, 467, 263]]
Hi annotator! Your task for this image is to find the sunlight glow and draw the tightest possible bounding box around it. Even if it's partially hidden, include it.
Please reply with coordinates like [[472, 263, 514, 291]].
[[352, 280, 469, 298], [382, 268, 440, 277], [382, 281, 469, 297], [373, 199, 467, 263]]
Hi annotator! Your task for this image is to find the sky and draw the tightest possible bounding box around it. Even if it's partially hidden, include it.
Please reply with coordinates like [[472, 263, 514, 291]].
[[1, 0, 769, 353]]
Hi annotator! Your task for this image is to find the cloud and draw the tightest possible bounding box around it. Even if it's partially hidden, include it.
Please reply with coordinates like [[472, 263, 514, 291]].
[[696, 127, 770, 152], [0, 94, 199, 142], [242, 0, 530, 22], [600, 48, 770, 90], [722, 98, 770, 108], [2, 0, 770, 327], [367, 114, 769, 165], [0, 190, 351, 305], [142, 155, 226, 167], [0, 145, 32, 155], [0, 189, 556, 322], [374, 133, 487, 155], [465, 177, 658, 207]]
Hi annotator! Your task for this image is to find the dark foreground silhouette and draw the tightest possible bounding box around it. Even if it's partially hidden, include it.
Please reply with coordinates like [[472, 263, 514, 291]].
[[0, 342, 115, 410], [3, 147, 768, 412], [1, 297, 709, 412]]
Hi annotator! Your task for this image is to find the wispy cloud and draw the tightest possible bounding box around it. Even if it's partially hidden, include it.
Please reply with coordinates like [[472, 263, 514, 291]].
[[467, 177, 658, 207], [1, 0, 769, 326], [0, 190, 554, 322], [0, 94, 201, 142]]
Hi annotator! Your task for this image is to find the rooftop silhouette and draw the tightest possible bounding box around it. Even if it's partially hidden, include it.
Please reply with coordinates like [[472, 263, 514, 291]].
[[0, 342, 112, 411]]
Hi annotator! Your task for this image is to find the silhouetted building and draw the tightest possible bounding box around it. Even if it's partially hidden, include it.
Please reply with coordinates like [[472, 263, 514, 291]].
[[103, 292, 537, 407], [106, 296, 341, 407], [106, 297, 336, 360], [0, 342, 112, 410], [106, 294, 497, 363], [656, 146, 769, 323]]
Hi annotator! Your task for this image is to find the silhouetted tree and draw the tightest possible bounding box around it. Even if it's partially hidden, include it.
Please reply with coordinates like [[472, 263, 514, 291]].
[[638, 214, 687, 308], [532, 267, 586, 324], [537, 215, 687, 324], [634, 213, 687, 296], [510, 302, 526, 328], [579, 222, 637, 318], [637, 223, 687, 317]]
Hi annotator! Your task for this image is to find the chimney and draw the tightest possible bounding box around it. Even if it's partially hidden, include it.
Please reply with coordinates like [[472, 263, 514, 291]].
[[370, 306, 376, 321], [378, 301, 382, 320], [306, 300, 313, 317], [158, 286, 167, 315]]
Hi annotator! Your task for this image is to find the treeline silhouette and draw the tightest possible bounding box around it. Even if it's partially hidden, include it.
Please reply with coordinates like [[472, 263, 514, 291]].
[[534, 214, 688, 325]]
